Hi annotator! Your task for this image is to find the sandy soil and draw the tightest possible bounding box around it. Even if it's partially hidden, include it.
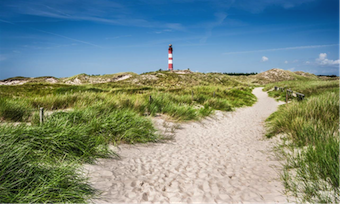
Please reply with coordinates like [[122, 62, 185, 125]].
[[113, 74, 132, 82], [0, 80, 28, 85], [83, 87, 290, 203]]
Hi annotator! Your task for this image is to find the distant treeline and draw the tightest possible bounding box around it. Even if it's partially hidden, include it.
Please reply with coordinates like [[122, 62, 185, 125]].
[[317, 75, 338, 77], [223, 72, 258, 76]]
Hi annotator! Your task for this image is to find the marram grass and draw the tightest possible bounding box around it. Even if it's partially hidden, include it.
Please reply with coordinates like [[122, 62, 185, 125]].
[[0, 73, 258, 203], [0, 135, 95, 203], [0, 107, 158, 203], [0, 97, 30, 122], [266, 90, 339, 203], [264, 80, 339, 101], [0, 83, 257, 122]]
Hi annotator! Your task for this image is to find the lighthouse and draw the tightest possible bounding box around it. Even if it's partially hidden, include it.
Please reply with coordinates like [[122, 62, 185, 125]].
[[168, 44, 173, 71]]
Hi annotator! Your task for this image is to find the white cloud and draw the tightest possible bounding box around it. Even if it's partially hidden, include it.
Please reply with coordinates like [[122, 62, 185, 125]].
[[262, 56, 268, 62], [284, 60, 288, 64], [288, 67, 295, 71], [316, 53, 340, 66], [305, 61, 310, 64], [319, 53, 327, 60]]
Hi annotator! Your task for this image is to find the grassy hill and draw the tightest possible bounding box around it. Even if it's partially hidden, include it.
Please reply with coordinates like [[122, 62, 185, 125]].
[[252, 68, 318, 84]]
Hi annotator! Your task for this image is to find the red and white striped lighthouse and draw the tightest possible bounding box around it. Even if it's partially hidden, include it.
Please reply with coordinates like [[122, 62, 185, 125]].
[[168, 44, 173, 71]]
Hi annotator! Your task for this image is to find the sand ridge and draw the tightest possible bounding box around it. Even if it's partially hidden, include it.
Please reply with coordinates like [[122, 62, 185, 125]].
[[84, 87, 290, 203]]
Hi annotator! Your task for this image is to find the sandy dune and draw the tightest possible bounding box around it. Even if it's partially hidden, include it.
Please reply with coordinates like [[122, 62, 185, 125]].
[[84, 87, 290, 203]]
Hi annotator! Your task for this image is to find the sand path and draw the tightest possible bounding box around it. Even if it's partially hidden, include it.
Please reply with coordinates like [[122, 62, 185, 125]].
[[84, 87, 289, 203]]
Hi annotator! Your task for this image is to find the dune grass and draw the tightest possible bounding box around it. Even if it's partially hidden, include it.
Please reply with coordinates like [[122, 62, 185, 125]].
[[0, 72, 258, 203], [265, 81, 339, 203], [0, 79, 257, 122], [0, 98, 31, 122], [0, 106, 158, 203], [0, 145, 94, 203], [263, 80, 339, 101]]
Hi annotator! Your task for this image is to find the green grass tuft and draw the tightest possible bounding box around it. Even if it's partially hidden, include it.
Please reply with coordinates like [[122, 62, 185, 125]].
[[0, 98, 30, 122], [266, 86, 339, 203]]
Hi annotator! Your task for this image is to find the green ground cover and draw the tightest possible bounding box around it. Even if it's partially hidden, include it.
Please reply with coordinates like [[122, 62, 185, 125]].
[[263, 80, 339, 101], [0, 71, 257, 202], [265, 80, 339, 203]]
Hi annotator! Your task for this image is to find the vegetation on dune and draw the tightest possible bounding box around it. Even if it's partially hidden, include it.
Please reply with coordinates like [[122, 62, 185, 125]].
[[0, 71, 257, 203], [0, 98, 29, 122], [263, 80, 339, 101], [265, 80, 339, 203], [0, 71, 257, 121], [62, 72, 137, 84], [1, 76, 30, 81], [128, 71, 246, 87], [266, 92, 339, 142], [0, 148, 94, 203], [0, 106, 158, 202], [219, 69, 321, 85], [253, 68, 318, 84], [1, 69, 337, 203]]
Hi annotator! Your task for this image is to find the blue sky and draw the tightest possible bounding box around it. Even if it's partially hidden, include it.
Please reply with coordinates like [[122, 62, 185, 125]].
[[0, 0, 339, 79]]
